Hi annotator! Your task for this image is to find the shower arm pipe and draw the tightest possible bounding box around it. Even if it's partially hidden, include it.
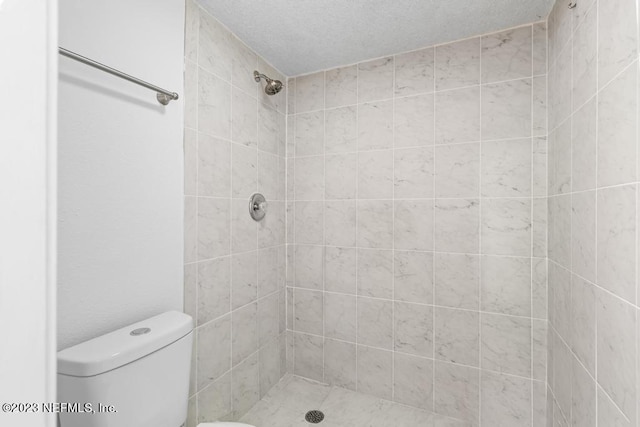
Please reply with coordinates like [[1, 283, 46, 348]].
[[58, 47, 180, 105]]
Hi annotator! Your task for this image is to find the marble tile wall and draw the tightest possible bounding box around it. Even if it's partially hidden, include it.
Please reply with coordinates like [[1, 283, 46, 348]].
[[286, 23, 549, 426], [546, 0, 640, 426], [182, 1, 287, 425]]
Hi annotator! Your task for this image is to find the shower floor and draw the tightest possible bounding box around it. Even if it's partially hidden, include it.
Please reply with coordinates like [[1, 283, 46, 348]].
[[239, 375, 471, 427]]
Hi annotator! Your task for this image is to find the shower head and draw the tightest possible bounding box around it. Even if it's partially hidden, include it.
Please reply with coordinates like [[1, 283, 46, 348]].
[[254, 70, 283, 95]]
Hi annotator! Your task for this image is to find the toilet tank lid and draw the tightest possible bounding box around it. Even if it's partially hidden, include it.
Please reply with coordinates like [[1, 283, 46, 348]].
[[57, 311, 193, 377]]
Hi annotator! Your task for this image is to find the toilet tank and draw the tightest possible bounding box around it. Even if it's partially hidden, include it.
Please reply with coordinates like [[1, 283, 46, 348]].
[[57, 311, 193, 427]]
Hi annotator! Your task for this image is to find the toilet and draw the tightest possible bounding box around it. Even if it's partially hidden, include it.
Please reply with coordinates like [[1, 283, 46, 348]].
[[57, 311, 255, 427]]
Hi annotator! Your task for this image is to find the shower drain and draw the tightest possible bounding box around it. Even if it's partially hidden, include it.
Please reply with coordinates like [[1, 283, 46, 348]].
[[305, 410, 325, 423]]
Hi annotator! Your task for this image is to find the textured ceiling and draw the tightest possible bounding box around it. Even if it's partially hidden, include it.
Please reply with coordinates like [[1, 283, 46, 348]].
[[198, 0, 555, 76]]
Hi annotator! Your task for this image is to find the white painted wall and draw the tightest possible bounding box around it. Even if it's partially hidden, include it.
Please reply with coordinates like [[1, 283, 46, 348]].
[[0, 0, 57, 425], [57, 0, 185, 349]]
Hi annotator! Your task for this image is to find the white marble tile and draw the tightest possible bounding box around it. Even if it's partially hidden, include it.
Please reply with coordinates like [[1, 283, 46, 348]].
[[548, 111, 571, 197], [325, 106, 357, 153], [232, 302, 258, 365], [286, 77, 296, 115], [481, 198, 531, 257], [198, 197, 231, 260], [481, 313, 531, 377], [571, 190, 596, 283], [294, 332, 324, 382], [184, 60, 198, 130], [232, 88, 258, 148], [394, 199, 434, 251], [184, 264, 197, 325], [295, 111, 324, 157], [550, 44, 572, 129], [198, 11, 232, 80], [324, 293, 357, 342], [358, 57, 394, 103], [481, 26, 532, 83], [435, 142, 480, 198], [394, 250, 434, 305], [481, 78, 532, 140], [597, 387, 633, 427], [294, 205, 316, 250], [393, 353, 434, 410], [532, 22, 547, 76], [325, 65, 358, 108], [357, 249, 393, 299], [532, 198, 547, 259], [257, 102, 279, 155], [571, 359, 597, 427], [356, 200, 394, 249], [258, 294, 279, 346], [572, 3, 597, 109], [295, 71, 324, 113], [571, 97, 597, 192], [358, 150, 393, 199], [198, 372, 232, 423], [197, 133, 231, 197], [435, 199, 480, 254], [532, 76, 547, 136], [597, 64, 637, 187], [293, 156, 324, 201], [197, 314, 231, 390], [394, 93, 435, 147], [325, 201, 356, 247], [597, 184, 636, 303], [232, 353, 260, 419], [434, 361, 479, 424], [232, 199, 257, 253], [325, 246, 357, 294], [325, 153, 357, 199], [324, 339, 357, 390], [184, 0, 198, 63], [531, 320, 547, 382], [481, 138, 532, 197], [532, 136, 547, 198], [570, 275, 596, 376], [531, 257, 547, 320], [548, 194, 571, 268], [294, 245, 323, 290], [394, 147, 434, 199], [184, 197, 197, 263], [596, 289, 637, 421], [394, 301, 434, 357], [395, 47, 435, 96], [197, 257, 231, 324], [435, 37, 481, 90], [357, 297, 393, 349], [231, 143, 257, 198], [198, 68, 232, 139], [229, 37, 258, 97], [184, 129, 197, 196], [435, 86, 481, 145], [598, 0, 638, 87], [257, 151, 279, 201], [358, 100, 394, 150], [435, 307, 479, 367], [231, 251, 257, 309], [293, 288, 323, 335], [480, 371, 531, 427], [257, 201, 285, 248], [481, 255, 531, 316], [357, 345, 393, 400], [434, 253, 479, 310], [258, 336, 281, 397]]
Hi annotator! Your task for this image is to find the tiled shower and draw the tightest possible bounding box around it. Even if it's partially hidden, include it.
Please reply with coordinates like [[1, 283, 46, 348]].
[[184, 0, 640, 426]]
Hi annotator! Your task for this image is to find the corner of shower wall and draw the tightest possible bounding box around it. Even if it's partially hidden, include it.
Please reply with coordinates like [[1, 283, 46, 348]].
[[183, 0, 289, 424], [546, 0, 640, 425]]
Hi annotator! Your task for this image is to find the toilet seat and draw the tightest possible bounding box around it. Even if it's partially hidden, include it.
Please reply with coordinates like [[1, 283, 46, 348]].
[[196, 423, 255, 427]]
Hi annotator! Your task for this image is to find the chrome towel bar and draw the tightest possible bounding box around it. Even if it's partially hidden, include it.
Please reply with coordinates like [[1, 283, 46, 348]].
[[58, 47, 179, 105]]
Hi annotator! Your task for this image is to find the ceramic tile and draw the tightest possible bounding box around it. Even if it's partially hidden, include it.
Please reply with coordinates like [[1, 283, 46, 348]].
[[394, 302, 434, 357], [296, 71, 324, 113], [481, 313, 531, 377], [394, 250, 434, 305], [481, 138, 532, 197], [394, 94, 435, 147], [481, 26, 532, 83], [325, 246, 357, 294], [481, 78, 532, 140], [358, 100, 394, 150], [435, 142, 480, 198], [231, 251, 258, 309], [393, 353, 434, 410], [325, 201, 356, 247], [295, 111, 324, 157], [394, 146, 434, 199], [293, 288, 323, 335], [357, 346, 393, 400], [324, 293, 357, 342], [481, 198, 531, 257], [434, 199, 480, 253], [481, 255, 531, 316], [358, 57, 394, 103], [357, 249, 393, 299], [480, 371, 531, 427], [197, 314, 231, 390], [434, 253, 480, 310], [324, 338, 357, 390], [325, 153, 357, 199], [232, 302, 258, 365], [434, 361, 479, 424], [435, 86, 481, 145], [197, 257, 231, 325], [395, 47, 435, 96], [357, 297, 393, 349], [326, 65, 358, 108], [394, 199, 434, 251], [435, 307, 480, 367], [435, 37, 481, 90], [325, 106, 357, 153]]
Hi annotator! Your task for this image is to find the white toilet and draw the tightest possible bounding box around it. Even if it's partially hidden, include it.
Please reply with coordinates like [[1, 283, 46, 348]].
[[57, 311, 255, 427]]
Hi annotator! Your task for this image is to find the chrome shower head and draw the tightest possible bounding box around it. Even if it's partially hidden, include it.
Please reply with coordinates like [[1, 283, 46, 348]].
[[254, 70, 283, 95]]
